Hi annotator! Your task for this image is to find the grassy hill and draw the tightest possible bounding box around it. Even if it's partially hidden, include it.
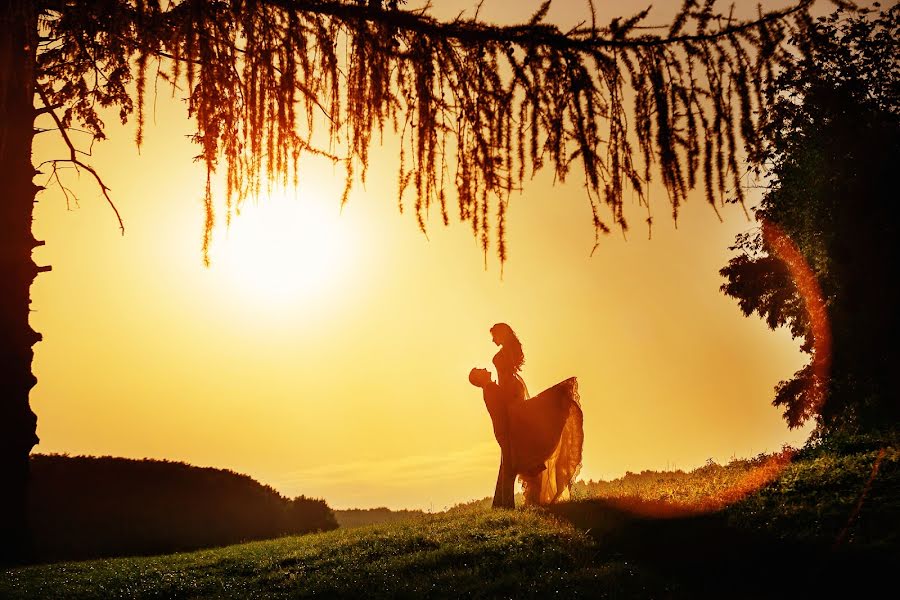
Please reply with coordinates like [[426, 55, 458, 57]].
[[3, 434, 896, 599]]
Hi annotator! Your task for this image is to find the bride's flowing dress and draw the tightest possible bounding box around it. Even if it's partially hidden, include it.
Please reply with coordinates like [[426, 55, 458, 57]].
[[481, 365, 583, 505], [510, 377, 584, 505]]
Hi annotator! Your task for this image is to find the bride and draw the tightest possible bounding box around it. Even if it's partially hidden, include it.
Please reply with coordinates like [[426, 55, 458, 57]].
[[470, 323, 584, 508]]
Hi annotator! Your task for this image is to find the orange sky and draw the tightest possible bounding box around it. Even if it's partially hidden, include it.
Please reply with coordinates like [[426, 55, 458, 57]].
[[28, 0, 824, 510]]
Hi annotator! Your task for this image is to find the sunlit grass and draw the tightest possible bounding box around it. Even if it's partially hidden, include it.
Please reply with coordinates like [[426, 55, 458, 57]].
[[574, 449, 794, 515]]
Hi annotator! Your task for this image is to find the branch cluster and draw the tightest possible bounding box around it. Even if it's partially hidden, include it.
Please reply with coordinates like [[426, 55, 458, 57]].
[[36, 0, 826, 263]]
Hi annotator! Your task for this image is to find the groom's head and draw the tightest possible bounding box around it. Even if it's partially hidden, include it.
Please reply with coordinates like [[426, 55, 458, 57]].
[[468, 368, 493, 388]]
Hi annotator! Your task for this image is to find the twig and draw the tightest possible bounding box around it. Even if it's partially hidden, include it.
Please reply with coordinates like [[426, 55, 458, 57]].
[[36, 85, 125, 234]]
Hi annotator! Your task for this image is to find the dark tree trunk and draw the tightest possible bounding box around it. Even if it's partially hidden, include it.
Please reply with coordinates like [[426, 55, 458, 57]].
[[0, 0, 41, 565]]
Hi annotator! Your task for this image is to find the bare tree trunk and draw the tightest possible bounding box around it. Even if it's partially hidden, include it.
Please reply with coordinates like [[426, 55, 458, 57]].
[[0, 0, 41, 565]]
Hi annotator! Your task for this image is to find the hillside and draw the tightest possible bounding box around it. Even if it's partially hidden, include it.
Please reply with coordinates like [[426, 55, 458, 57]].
[[26, 454, 337, 563], [4, 435, 896, 599]]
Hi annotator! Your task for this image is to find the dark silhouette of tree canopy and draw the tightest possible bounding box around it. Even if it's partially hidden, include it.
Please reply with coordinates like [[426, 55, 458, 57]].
[[37, 0, 835, 257], [28, 454, 337, 562], [1, 0, 841, 562], [720, 6, 899, 436]]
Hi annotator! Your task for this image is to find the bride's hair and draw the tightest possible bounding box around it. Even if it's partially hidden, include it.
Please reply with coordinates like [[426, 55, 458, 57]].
[[491, 323, 525, 371]]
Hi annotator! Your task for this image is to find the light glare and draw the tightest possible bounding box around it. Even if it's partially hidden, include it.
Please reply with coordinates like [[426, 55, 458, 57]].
[[210, 192, 352, 308]]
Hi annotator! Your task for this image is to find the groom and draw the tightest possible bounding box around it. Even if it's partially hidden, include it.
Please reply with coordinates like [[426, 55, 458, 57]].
[[469, 368, 517, 508]]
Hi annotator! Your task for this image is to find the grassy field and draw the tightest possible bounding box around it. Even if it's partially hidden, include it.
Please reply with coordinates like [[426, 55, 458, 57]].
[[2, 434, 897, 599]]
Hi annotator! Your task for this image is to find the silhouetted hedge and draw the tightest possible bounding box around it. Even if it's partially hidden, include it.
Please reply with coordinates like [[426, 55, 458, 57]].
[[27, 454, 337, 563]]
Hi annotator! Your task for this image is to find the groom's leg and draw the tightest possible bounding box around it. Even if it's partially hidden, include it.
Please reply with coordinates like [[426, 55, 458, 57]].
[[501, 464, 516, 508], [498, 448, 516, 508], [491, 459, 504, 509]]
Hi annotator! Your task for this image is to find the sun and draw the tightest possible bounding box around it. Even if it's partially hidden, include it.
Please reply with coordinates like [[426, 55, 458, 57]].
[[209, 192, 354, 308]]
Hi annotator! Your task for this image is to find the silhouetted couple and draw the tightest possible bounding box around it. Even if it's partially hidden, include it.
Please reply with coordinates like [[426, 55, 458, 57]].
[[470, 323, 583, 508]]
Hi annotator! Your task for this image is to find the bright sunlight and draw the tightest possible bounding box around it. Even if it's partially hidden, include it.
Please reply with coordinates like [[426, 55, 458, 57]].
[[209, 191, 355, 308]]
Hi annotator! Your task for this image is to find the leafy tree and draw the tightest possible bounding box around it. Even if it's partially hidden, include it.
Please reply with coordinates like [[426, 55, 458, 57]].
[[720, 6, 899, 436], [1, 0, 829, 561], [28, 454, 338, 562]]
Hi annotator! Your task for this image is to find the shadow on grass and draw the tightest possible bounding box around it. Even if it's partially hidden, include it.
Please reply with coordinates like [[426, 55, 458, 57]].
[[547, 497, 893, 600]]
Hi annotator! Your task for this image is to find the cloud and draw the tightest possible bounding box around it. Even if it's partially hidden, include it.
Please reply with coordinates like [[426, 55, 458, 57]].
[[275, 442, 499, 491]]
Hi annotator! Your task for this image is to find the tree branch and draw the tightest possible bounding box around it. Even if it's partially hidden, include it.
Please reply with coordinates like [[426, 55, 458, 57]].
[[261, 0, 816, 50], [36, 85, 125, 234], [35, 0, 841, 265]]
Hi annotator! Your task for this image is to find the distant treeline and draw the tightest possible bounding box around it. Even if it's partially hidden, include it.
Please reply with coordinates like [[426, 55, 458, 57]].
[[446, 497, 493, 512], [334, 507, 426, 529], [27, 454, 337, 563]]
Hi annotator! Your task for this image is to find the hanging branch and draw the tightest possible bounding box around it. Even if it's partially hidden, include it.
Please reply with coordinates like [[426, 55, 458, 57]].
[[35, 0, 839, 264]]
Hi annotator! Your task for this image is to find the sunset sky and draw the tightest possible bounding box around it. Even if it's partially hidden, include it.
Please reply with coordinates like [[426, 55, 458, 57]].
[[28, 0, 827, 511]]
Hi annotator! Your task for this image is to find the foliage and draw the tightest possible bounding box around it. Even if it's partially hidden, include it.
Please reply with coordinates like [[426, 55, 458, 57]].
[[27, 454, 337, 563], [34, 0, 832, 264], [719, 5, 900, 433]]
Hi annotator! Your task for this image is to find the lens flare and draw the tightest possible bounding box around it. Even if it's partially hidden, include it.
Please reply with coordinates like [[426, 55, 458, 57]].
[[762, 219, 833, 417], [610, 220, 834, 517], [694, 219, 832, 512]]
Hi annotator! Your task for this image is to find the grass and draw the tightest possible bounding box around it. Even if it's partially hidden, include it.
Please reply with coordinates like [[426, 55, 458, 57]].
[[572, 450, 794, 514], [1, 510, 634, 599], [3, 434, 897, 599], [728, 435, 900, 549]]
